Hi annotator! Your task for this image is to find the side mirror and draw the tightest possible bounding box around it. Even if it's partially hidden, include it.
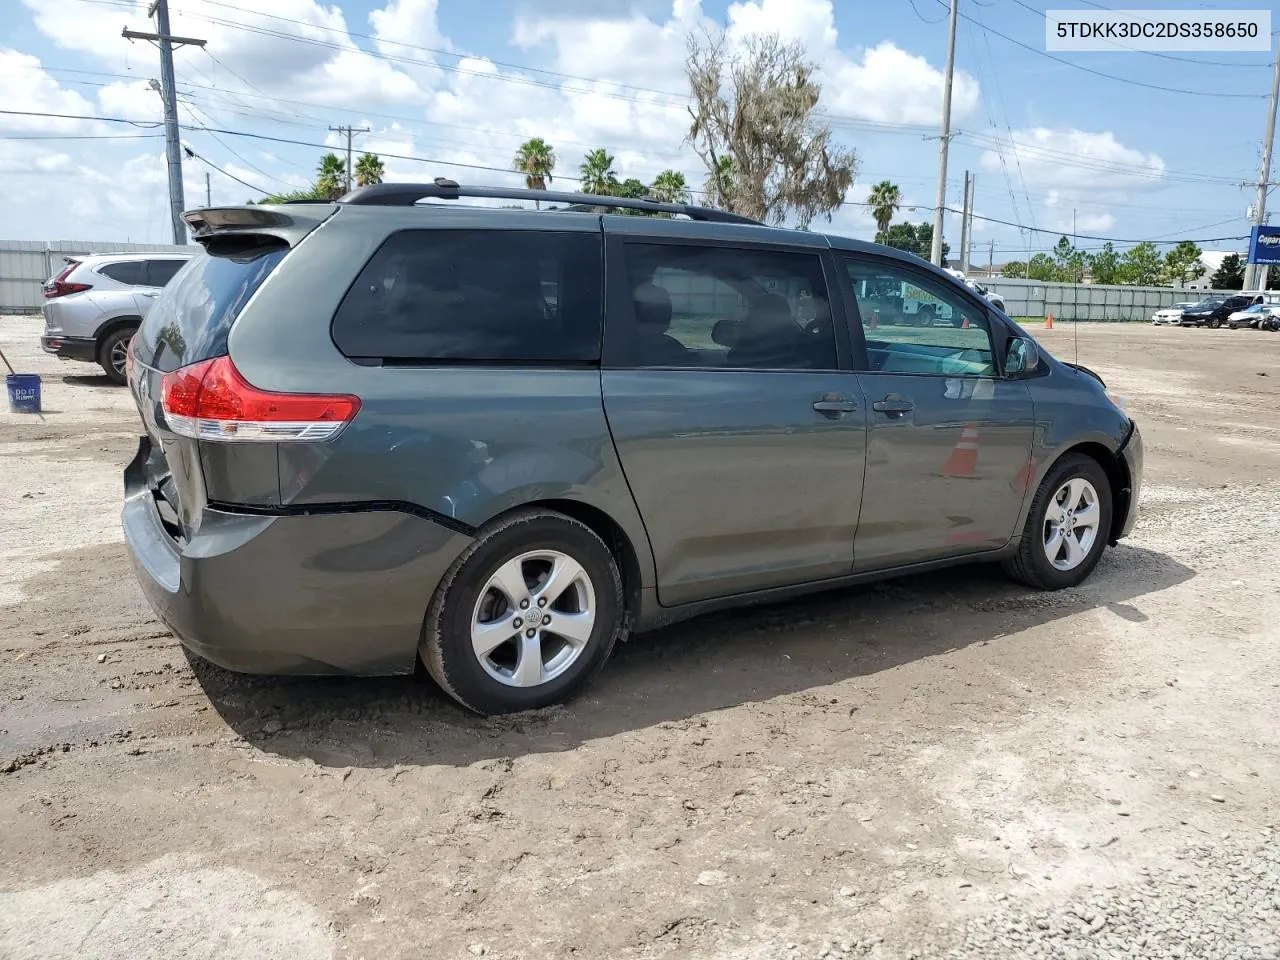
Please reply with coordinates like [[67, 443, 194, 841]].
[[1005, 336, 1040, 378]]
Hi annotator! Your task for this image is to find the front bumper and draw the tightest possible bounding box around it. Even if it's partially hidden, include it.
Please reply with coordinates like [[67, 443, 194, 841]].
[[1115, 421, 1143, 541], [40, 335, 96, 363], [122, 438, 473, 676]]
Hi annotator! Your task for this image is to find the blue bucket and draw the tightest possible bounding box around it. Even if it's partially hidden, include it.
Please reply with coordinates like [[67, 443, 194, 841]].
[[6, 373, 42, 414]]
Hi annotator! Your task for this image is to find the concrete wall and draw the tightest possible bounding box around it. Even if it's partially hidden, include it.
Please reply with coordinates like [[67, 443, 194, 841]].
[[982, 278, 1227, 322], [0, 240, 189, 313]]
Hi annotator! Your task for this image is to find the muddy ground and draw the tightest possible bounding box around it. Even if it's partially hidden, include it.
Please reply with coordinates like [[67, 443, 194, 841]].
[[1, 315, 1277, 960]]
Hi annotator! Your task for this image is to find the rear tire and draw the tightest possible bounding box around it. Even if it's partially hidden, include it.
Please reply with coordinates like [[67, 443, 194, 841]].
[[420, 508, 626, 715], [98, 327, 134, 385], [1207, 317, 1221, 329], [1003, 453, 1112, 590]]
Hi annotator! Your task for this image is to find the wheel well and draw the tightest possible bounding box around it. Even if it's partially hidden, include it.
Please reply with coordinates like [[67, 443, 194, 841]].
[[1059, 441, 1130, 544], [94, 316, 141, 361], [530, 499, 643, 624]]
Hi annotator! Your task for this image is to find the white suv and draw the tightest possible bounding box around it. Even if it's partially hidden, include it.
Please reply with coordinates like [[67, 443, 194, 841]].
[[40, 252, 193, 383]]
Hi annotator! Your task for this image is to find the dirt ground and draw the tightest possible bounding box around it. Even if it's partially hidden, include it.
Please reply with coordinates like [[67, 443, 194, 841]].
[[1, 314, 1277, 960]]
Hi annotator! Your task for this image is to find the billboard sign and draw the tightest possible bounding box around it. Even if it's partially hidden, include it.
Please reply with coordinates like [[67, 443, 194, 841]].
[[1248, 225, 1280, 265]]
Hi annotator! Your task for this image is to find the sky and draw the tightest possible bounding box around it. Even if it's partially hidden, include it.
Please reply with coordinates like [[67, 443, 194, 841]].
[[1, 0, 1276, 263]]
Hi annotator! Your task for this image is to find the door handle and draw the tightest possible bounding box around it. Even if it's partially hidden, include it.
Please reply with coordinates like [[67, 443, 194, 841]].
[[872, 396, 914, 416], [812, 393, 857, 416]]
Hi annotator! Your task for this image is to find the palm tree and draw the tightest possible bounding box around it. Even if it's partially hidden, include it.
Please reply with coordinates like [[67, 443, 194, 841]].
[[316, 153, 347, 200], [706, 154, 735, 210], [355, 153, 385, 187], [867, 180, 902, 237], [579, 148, 618, 196], [650, 169, 690, 205], [513, 138, 556, 208]]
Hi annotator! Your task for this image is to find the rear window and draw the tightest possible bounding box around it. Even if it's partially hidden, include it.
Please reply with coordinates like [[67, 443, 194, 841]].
[[331, 229, 602, 363], [98, 260, 145, 285], [147, 259, 187, 287], [134, 246, 287, 372]]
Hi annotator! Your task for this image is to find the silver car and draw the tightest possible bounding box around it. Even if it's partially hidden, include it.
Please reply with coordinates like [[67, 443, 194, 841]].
[[40, 252, 193, 383]]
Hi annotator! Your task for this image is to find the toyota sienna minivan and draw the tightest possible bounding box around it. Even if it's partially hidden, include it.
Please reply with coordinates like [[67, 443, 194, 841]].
[[122, 182, 1142, 714]]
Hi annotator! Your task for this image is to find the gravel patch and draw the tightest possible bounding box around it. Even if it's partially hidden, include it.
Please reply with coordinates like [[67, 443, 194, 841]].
[[942, 838, 1280, 959]]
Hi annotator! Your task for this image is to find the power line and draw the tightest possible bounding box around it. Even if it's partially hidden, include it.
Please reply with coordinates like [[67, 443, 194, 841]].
[[181, 144, 269, 195], [906, 0, 947, 24], [0, 133, 164, 141], [177, 97, 296, 185]]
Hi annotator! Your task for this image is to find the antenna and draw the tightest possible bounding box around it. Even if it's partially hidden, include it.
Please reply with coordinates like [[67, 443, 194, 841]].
[[1074, 311, 1079, 368]]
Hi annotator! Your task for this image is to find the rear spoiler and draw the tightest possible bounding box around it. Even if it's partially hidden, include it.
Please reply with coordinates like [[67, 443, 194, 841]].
[[182, 204, 337, 249]]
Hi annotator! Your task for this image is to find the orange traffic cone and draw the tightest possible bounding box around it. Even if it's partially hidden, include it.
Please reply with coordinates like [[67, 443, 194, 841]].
[[961, 315, 970, 329], [1044, 312, 1055, 330], [942, 423, 980, 478], [869, 309, 879, 329]]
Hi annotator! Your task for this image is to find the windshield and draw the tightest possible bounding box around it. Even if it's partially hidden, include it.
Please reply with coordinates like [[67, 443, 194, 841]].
[[1192, 299, 1224, 309]]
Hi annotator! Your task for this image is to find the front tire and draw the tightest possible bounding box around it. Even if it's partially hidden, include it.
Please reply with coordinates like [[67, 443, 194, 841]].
[[1003, 453, 1112, 590], [420, 508, 626, 715], [98, 327, 134, 385]]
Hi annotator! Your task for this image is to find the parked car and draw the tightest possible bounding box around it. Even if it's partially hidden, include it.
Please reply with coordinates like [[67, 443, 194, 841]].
[[1152, 302, 1196, 325], [1179, 295, 1255, 328], [122, 183, 1142, 715], [41, 252, 194, 383], [1226, 303, 1280, 329]]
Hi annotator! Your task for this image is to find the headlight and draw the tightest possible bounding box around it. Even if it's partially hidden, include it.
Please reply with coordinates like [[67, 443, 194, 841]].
[[1106, 390, 1127, 413]]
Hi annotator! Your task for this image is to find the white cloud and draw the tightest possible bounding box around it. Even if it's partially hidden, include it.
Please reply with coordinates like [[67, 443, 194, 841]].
[[979, 127, 1164, 238], [98, 80, 164, 122], [0, 49, 100, 133], [722, 0, 979, 125], [7, 0, 985, 239]]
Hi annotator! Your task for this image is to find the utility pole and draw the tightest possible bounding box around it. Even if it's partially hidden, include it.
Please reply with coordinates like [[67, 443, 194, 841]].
[[329, 125, 371, 192], [988, 239, 994, 278], [962, 173, 976, 273], [123, 1, 205, 245], [930, 0, 959, 267], [958, 171, 971, 273], [1244, 37, 1280, 291], [205, 171, 211, 207], [962, 171, 972, 271]]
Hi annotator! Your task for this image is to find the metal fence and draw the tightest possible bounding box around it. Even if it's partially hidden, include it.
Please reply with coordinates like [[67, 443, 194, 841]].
[[0, 240, 189, 313], [981, 278, 1224, 322]]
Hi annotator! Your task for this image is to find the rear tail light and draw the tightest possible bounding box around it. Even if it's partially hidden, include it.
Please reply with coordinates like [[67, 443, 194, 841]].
[[160, 356, 360, 442], [43, 262, 91, 299]]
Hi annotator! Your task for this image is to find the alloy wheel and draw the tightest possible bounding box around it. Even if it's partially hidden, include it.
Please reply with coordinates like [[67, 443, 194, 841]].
[[1042, 477, 1101, 572], [470, 550, 596, 687]]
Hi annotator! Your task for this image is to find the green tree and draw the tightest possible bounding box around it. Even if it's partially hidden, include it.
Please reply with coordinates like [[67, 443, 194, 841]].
[[705, 155, 735, 209], [579, 148, 619, 196], [315, 153, 346, 200], [649, 169, 690, 204], [1119, 241, 1163, 285], [354, 153, 385, 187], [1027, 253, 1057, 281], [1051, 236, 1086, 282], [875, 222, 949, 263], [1001, 261, 1027, 279], [259, 187, 324, 204], [1088, 242, 1121, 285], [513, 137, 556, 207], [616, 177, 648, 199], [686, 31, 856, 227], [866, 180, 901, 236], [1208, 253, 1244, 289], [1162, 240, 1205, 285]]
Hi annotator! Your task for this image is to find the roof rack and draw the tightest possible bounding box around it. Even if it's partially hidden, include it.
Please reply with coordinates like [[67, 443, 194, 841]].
[[337, 179, 762, 225]]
